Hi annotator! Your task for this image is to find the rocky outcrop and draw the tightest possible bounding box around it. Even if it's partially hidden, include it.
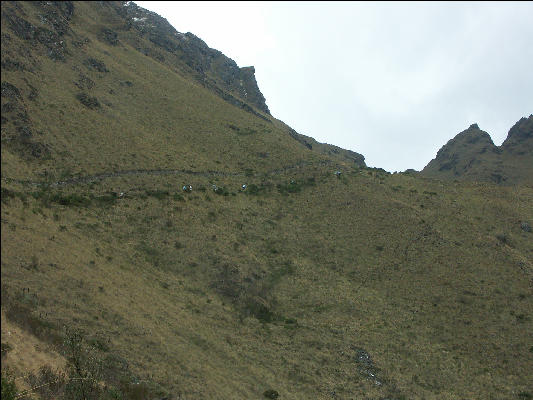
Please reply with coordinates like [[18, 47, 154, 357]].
[[286, 127, 366, 167], [421, 116, 533, 184], [424, 124, 498, 173], [501, 115, 533, 155], [117, 1, 270, 115], [2, 1, 73, 61], [1, 1, 270, 117]]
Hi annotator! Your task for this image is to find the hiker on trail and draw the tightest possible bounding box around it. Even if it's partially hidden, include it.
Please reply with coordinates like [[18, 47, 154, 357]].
[[183, 185, 192, 192]]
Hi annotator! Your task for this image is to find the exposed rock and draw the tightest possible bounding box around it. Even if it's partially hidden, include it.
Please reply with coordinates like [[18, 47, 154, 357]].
[[83, 57, 109, 73], [115, 1, 271, 116], [1, 58, 26, 72], [36, 1, 74, 36], [421, 117, 533, 184], [1, 82, 21, 100], [238, 66, 270, 115], [4, 12, 36, 40], [501, 115, 533, 155], [3, 10, 68, 61], [76, 92, 101, 109], [99, 28, 119, 45], [285, 127, 366, 167], [353, 347, 383, 386], [26, 84, 38, 101], [74, 74, 95, 90]]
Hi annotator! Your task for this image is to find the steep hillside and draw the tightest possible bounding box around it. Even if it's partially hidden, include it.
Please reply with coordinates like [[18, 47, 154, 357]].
[[0, 1, 364, 185], [421, 116, 533, 184], [1, 2, 532, 400]]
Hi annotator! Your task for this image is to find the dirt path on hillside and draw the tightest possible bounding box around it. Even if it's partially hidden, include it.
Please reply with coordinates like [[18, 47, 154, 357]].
[[1, 160, 339, 188]]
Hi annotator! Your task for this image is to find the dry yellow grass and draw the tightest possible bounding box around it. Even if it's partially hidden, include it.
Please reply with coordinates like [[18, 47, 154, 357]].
[[2, 2, 533, 399], [1, 312, 66, 393]]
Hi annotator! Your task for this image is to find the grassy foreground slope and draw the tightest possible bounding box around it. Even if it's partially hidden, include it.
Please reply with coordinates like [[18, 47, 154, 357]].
[[2, 169, 532, 399], [2, 2, 533, 400]]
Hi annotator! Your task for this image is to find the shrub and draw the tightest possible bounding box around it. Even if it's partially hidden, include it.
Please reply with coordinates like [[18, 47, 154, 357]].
[[245, 168, 255, 177], [76, 92, 100, 109], [1, 372, 18, 400], [263, 389, 279, 399], [246, 183, 267, 195], [495, 233, 509, 245], [145, 189, 169, 200], [243, 295, 274, 323], [63, 328, 103, 400], [1, 342, 12, 359], [4, 300, 59, 344], [213, 186, 229, 196], [207, 210, 217, 222], [277, 177, 315, 194], [26, 365, 66, 400], [1, 187, 16, 204], [211, 264, 242, 301], [118, 379, 151, 400], [32, 190, 93, 208], [94, 192, 117, 206]]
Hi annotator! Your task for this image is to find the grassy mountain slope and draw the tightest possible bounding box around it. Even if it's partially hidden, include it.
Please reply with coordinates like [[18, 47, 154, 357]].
[[2, 168, 532, 399], [2, 2, 533, 399], [1, 1, 363, 183]]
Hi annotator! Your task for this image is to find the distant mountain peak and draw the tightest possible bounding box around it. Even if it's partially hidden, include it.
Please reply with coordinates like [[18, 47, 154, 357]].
[[501, 114, 533, 155], [421, 115, 533, 184]]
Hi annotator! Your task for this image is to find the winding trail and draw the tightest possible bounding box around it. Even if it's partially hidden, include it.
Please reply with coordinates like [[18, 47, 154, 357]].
[[1, 160, 339, 188]]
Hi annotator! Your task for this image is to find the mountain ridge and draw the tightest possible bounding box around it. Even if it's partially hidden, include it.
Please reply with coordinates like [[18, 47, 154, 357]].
[[1, 2, 532, 399], [421, 115, 533, 184]]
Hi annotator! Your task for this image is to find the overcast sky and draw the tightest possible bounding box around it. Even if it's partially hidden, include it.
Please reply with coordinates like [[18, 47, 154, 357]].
[[136, 1, 533, 171]]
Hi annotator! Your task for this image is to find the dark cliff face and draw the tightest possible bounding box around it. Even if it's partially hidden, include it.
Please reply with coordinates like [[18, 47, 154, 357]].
[[430, 124, 498, 171], [1, 1, 271, 117], [117, 1, 270, 115], [1, 0, 366, 169], [421, 116, 533, 184], [501, 115, 533, 155]]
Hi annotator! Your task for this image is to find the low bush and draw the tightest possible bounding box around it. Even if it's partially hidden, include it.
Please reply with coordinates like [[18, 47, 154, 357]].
[[1, 372, 18, 400], [26, 365, 66, 400], [145, 189, 169, 200], [263, 389, 279, 399]]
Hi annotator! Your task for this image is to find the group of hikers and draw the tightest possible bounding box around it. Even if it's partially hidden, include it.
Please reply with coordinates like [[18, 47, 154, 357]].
[[116, 171, 342, 199], [181, 183, 248, 193], [180, 171, 341, 193]]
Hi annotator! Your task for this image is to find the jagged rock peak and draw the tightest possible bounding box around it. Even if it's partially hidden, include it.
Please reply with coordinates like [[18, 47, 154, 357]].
[[501, 114, 533, 154], [421, 124, 497, 178], [435, 124, 496, 158], [421, 116, 533, 184]]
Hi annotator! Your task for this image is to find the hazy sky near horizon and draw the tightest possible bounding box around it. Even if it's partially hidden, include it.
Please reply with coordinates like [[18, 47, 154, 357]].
[[136, 1, 533, 171]]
